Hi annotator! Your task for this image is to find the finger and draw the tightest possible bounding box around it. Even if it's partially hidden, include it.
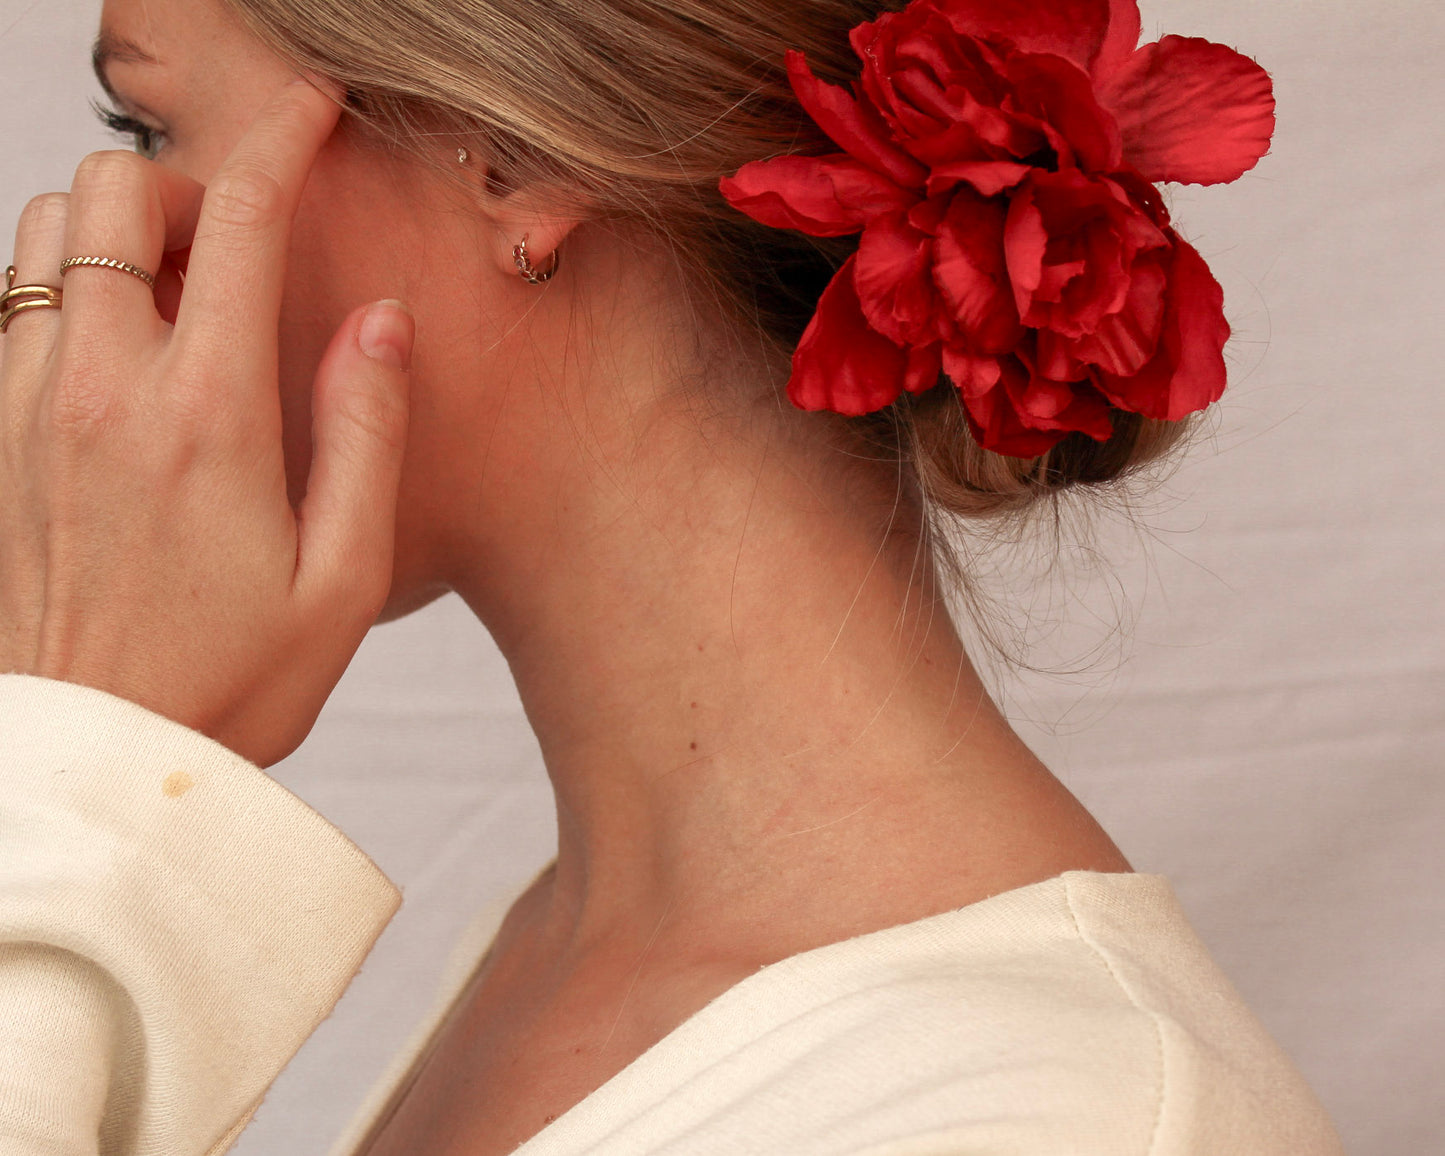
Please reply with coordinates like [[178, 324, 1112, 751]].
[[1, 193, 68, 388], [57, 150, 205, 350], [0, 193, 69, 656], [173, 78, 341, 384], [294, 300, 413, 622], [153, 244, 190, 327]]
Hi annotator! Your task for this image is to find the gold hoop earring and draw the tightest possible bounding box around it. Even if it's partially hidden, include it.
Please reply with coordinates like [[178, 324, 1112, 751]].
[[513, 233, 560, 286]]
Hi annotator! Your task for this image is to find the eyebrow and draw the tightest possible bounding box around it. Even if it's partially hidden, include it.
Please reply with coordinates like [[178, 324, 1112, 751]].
[[91, 31, 161, 104]]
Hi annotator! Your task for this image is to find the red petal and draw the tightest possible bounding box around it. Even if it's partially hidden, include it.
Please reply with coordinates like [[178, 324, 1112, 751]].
[[789, 255, 917, 416], [786, 50, 929, 190], [906, 195, 952, 235], [955, 374, 1069, 457], [1067, 258, 1167, 375], [1014, 365, 1111, 432], [1091, 0, 1141, 83], [1096, 35, 1276, 185], [942, 344, 1004, 397], [1002, 179, 1048, 318], [947, 353, 1115, 458], [933, 190, 1023, 353], [929, 0, 1111, 74], [926, 160, 1032, 197], [1003, 170, 1167, 336], [719, 155, 915, 238], [962, 408, 1069, 457], [1034, 329, 1083, 380], [904, 343, 945, 395], [1095, 235, 1228, 419], [855, 210, 940, 346], [997, 49, 1122, 172]]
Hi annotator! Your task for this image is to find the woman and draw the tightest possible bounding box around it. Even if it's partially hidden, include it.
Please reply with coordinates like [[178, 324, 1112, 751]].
[[0, 0, 1344, 1152]]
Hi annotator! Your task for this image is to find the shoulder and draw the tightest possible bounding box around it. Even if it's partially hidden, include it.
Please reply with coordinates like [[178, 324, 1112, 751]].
[[679, 873, 1345, 1156]]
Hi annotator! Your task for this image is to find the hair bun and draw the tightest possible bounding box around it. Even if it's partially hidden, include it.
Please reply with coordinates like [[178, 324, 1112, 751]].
[[881, 387, 1193, 521]]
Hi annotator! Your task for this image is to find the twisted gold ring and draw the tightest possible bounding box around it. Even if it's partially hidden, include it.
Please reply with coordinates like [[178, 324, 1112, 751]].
[[59, 255, 157, 288], [1, 265, 64, 335]]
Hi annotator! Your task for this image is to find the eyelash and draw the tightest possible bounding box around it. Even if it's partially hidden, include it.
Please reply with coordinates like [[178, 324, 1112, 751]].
[[90, 99, 167, 159]]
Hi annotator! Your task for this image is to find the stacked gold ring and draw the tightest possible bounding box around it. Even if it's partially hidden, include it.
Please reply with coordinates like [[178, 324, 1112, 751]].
[[2, 257, 160, 335], [1, 265, 63, 335]]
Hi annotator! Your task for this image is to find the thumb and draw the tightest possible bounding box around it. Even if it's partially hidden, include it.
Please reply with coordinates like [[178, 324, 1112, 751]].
[[294, 299, 413, 614]]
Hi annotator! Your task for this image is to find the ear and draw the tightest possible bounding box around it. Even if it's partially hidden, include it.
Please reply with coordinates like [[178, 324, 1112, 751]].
[[474, 168, 588, 283]]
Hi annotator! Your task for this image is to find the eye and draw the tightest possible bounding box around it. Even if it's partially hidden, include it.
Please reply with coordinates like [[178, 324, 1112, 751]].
[[89, 98, 168, 161]]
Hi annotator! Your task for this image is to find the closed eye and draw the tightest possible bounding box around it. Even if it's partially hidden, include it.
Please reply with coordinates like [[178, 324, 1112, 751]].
[[89, 98, 167, 160]]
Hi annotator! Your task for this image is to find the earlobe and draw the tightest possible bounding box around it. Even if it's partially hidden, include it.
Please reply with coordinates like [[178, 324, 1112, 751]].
[[453, 146, 583, 282], [489, 213, 576, 284], [473, 171, 580, 284]]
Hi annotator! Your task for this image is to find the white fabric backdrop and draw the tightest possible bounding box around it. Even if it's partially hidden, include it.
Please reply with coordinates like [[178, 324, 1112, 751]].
[[3, 2, 1441, 1153]]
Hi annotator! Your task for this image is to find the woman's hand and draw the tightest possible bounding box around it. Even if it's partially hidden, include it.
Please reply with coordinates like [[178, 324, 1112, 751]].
[[0, 77, 415, 769]]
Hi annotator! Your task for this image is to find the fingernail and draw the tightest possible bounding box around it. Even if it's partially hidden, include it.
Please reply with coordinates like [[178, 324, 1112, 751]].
[[359, 300, 414, 370]]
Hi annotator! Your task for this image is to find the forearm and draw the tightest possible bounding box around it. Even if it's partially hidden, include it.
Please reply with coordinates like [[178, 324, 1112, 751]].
[[0, 674, 401, 1156]]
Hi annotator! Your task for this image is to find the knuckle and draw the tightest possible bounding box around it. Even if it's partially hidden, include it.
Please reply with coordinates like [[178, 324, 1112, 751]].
[[71, 149, 150, 198], [17, 192, 70, 236], [45, 386, 121, 440], [349, 571, 393, 625], [338, 389, 408, 453], [318, 556, 390, 627], [162, 379, 226, 438], [203, 168, 286, 232]]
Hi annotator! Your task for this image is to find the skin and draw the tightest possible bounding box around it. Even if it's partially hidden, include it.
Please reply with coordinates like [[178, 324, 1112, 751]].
[[11, 0, 1132, 1150]]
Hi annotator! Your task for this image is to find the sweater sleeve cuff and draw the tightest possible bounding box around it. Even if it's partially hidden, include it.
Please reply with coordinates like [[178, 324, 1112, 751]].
[[0, 673, 402, 1156]]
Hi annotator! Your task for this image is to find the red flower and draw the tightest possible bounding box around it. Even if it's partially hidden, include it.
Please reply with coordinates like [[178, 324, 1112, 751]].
[[719, 0, 1274, 457]]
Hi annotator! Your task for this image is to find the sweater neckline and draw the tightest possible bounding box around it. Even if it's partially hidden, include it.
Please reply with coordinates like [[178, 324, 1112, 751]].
[[336, 868, 1172, 1156], [504, 868, 1167, 1155]]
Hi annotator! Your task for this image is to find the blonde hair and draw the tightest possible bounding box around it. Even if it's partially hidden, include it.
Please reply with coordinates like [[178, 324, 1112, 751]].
[[221, 0, 1189, 522]]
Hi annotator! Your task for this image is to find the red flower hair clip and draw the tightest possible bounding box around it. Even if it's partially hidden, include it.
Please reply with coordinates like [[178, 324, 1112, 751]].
[[719, 0, 1276, 458]]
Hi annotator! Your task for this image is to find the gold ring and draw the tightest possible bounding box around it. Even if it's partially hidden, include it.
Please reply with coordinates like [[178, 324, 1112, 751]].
[[59, 255, 156, 289], [1, 265, 64, 334], [1, 298, 64, 334], [3, 266, 62, 309], [1, 283, 62, 308]]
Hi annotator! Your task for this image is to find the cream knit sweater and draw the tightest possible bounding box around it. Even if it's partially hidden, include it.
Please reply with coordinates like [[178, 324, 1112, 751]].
[[0, 673, 1345, 1156]]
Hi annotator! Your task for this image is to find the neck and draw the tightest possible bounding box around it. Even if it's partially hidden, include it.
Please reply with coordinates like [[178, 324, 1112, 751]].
[[450, 399, 1122, 965], [440, 231, 1126, 970]]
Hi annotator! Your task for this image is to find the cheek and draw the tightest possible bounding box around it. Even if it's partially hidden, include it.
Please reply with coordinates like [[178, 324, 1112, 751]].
[[273, 160, 398, 508]]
